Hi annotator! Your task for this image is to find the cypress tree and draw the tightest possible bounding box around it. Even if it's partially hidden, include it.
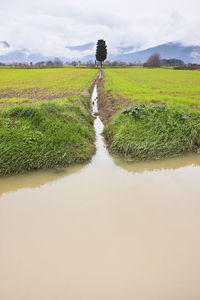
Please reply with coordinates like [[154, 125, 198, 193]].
[[96, 39, 107, 67]]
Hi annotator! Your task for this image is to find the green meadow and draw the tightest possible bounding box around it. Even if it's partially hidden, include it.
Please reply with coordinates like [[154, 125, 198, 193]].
[[1, 66, 200, 175], [0, 68, 98, 176], [104, 68, 200, 109], [0, 68, 97, 108], [103, 68, 200, 160]]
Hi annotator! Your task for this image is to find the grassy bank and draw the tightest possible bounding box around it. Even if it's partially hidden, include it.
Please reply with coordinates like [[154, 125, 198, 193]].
[[0, 101, 95, 176], [104, 104, 200, 160], [0, 68, 98, 176]]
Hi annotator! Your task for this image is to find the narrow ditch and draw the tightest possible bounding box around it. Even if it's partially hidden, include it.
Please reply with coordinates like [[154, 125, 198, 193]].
[[91, 72, 111, 162]]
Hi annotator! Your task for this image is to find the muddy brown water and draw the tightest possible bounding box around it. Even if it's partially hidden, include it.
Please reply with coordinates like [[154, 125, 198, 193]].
[[1, 82, 200, 299]]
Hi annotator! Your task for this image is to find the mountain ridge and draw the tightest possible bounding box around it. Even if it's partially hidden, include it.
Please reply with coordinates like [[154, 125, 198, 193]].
[[113, 42, 200, 63], [0, 41, 200, 64]]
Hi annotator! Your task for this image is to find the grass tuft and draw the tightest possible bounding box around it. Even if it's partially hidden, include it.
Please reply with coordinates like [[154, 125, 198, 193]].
[[104, 104, 200, 160], [0, 102, 95, 176]]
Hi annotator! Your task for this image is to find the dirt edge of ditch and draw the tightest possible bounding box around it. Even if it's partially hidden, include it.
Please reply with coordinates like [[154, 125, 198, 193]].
[[97, 73, 131, 125]]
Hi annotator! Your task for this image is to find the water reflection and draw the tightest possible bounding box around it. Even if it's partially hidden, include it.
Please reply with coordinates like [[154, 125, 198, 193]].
[[0, 163, 87, 196], [114, 153, 200, 174], [1, 153, 200, 196]]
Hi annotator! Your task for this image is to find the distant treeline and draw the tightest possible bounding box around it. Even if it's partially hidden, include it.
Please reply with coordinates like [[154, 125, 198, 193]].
[[1, 58, 200, 69], [162, 59, 200, 69], [174, 65, 200, 70], [143, 53, 200, 69], [161, 59, 184, 66], [0, 58, 64, 68]]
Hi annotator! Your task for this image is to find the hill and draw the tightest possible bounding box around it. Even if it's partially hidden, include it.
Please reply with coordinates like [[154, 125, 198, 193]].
[[113, 42, 200, 64], [1, 41, 200, 64]]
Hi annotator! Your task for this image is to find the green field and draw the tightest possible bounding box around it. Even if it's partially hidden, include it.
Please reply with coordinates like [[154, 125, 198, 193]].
[[0, 68, 97, 109], [1, 67, 200, 175], [104, 68, 200, 109], [0, 68, 98, 176], [102, 68, 200, 160]]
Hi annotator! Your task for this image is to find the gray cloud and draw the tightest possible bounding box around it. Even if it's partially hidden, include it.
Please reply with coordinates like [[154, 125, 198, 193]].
[[0, 0, 200, 58]]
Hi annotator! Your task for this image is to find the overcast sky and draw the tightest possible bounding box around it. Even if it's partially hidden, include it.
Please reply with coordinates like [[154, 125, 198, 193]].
[[0, 0, 200, 57]]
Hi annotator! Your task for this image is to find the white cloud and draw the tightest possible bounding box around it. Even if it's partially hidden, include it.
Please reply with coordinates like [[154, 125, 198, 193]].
[[0, 0, 200, 58]]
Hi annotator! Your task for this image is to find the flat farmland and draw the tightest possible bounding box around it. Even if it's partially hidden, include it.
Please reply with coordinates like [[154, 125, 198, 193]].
[[0, 68, 98, 109], [103, 68, 200, 109]]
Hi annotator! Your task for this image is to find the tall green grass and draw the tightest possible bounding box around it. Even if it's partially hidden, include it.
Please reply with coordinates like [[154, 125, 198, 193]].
[[0, 102, 95, 176], [104, 105, 200, 160]]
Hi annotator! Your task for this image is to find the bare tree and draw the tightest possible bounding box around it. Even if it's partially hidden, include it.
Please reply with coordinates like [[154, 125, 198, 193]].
[[145, 53, 161, 68]]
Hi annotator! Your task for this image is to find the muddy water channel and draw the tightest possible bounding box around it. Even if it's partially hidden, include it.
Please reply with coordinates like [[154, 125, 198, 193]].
[[1, 81, 200, 300]]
